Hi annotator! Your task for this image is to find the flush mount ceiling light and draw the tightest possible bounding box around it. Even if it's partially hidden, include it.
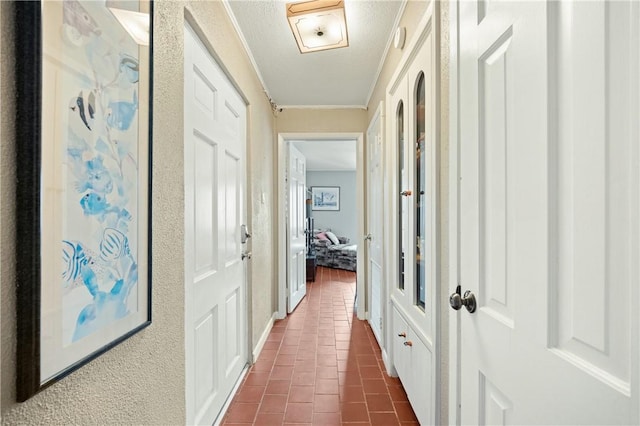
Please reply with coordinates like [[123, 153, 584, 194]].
[[286, 0, 349, 54]]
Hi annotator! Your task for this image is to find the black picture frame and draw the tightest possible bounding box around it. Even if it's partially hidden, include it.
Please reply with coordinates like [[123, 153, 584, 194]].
[[15, 0, 153, 401]]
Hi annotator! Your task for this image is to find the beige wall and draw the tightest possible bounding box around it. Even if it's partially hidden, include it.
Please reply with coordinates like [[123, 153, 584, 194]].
[[365, 0, 450, 424], [276, 108, 368, 134], [1, 1, 276, 423]]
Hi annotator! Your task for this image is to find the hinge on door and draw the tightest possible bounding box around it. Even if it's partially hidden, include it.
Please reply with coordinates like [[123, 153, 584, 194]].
[[379, 318, 383, 329]]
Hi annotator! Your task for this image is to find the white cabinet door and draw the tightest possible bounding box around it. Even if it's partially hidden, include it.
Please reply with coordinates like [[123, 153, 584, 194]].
[[184, 24, 248, 426], [288, 144, 307, 313], [458, 1, 640, 423]]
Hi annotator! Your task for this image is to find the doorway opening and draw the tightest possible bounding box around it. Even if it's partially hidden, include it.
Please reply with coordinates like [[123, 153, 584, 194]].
[[276, 133, 366, 321]]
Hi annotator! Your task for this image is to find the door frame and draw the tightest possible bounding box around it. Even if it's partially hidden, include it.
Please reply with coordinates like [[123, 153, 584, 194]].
[[448, 1, 460, 424], [277, 132, 366, 320], [365, 101, 385, 347], [183, 19, 252, 426]]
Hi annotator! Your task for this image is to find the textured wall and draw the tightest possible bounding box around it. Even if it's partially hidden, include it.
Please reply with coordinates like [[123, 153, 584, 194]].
[[276, 108, 368, 134], [1, 1, 276, 423], [366, 0, 429, 123], [307, 171, 358, 243]]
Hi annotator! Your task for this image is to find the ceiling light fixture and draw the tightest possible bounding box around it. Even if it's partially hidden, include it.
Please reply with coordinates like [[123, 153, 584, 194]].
[[286, 0, 349, 54]]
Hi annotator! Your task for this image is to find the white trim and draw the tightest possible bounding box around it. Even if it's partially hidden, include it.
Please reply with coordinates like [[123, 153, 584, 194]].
[[279, 104, 368, 110], [220, 0, 271, 101], [277, 132, 367, 321], [252, 312, 276, 362], [448, 1, 460, 425], [364, 0, 409, 107]]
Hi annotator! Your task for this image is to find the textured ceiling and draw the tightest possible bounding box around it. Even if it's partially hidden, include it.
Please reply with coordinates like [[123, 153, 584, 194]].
[[292, 140, 357, 170], [225, 0, 404, 107]]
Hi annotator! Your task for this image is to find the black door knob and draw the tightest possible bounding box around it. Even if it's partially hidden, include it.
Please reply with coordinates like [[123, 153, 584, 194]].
[[449, 286, 477, 313]]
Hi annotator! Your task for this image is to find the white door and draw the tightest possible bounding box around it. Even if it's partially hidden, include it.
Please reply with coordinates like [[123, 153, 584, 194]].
[[457, 1, 639, 424], [288, 144, 306, 313], [367, 103, 384, 345], [184, 24, 248, 426]]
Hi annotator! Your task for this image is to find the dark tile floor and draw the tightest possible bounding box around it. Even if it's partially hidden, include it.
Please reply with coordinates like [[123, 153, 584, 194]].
[[221, 266, 419, 425]]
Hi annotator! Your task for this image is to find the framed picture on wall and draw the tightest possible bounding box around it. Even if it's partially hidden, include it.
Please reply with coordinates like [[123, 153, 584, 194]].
[[311, 186, 340, 211], [15, 0, 153, 401]]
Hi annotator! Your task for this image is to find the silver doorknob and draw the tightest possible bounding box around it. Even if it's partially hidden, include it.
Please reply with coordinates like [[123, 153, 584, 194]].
[[449, 285, 476, 313], [241, 251, 252, 260]]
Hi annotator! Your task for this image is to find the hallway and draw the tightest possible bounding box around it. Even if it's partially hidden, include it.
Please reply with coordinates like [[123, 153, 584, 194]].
[[221, 267, 419, 425]]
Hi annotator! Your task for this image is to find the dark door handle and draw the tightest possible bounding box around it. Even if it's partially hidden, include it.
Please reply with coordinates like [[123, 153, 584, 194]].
[[449, 285, 476, 313]]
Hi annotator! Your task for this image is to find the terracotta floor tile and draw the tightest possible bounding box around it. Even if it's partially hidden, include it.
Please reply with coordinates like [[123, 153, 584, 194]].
[[276, 354, 297, 366], [289, 385, 315, 403], [224, 402, 259, 423], [265, 379, 291, 395], [316, 356, 338, 366], [234, 385, 264, 403], [394, 401, 419, 422], [244, 372, 270, 387], [222, 267, 418, 425], [362, 379, 388, 394], [359, 365, 383, 379], [284, 402, 314, 423], [313, 412, 342, 425], [316, 366, 338, 379], [279, 345, 299, 355], [315, 378, 339, 394], [388, 385, 408, 402], [292, 371, 316, 386], [271, 365, 294, 380], [259, 394, 288, 413], [314, 394, 340, 412], [253, 412, 284, 425], [365, 393, 394, 412], [340, 402, 370, 422], [340, 385, 365, 402], [370, 412, 400, 425]]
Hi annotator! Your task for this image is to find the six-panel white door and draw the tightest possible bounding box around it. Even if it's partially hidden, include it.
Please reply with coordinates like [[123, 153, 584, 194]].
[[184, 24, 248, 426], [288, 144, 307, 313], [458, 1, 639, 423]]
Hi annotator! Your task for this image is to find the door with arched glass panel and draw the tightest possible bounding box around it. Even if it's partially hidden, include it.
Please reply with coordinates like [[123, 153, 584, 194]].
[[386, 14, 437, 424]]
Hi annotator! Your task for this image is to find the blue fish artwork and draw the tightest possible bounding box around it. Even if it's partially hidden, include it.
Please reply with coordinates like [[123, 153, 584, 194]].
[[119, 54, 139, 84], [57, 0, 142, 347], [62, 240, 88, 284], [74, 156, 114, 195], [80, 192, 131, 224], [106, 91, 138, 131], [100, 228, 130, 262], [69, 91, 95, 130]]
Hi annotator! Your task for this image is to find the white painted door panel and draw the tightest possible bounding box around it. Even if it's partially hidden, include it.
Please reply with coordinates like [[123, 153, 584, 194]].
[[458, 1, 639, 424], [288, 144, 306, 313], [367, 105, 384, 346], [184, 24, 247, 426]]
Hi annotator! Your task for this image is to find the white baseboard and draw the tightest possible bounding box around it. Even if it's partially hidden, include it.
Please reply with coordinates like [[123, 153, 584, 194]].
[[252, 312, 276, 362], [382, 347, 398, 377]]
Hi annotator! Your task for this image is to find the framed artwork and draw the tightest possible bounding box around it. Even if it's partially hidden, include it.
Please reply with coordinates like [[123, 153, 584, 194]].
[[15, 0, 153, 401], [311, 186, 340, 211]]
